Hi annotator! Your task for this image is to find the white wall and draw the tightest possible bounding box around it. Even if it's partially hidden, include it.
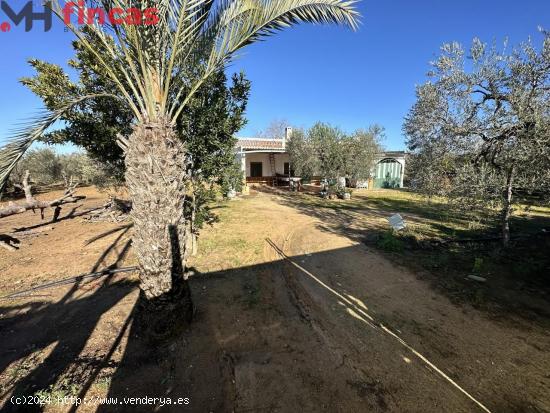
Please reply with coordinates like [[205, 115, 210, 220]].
[[274, 153, 290, 175]]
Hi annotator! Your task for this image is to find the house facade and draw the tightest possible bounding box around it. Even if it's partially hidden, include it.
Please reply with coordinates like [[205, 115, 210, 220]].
[[235, 127, 406, 189], [235, 127, 292, 186]]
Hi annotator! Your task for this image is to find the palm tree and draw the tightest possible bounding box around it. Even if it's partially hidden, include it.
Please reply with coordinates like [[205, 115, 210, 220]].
[[0, 0, 359, 324]]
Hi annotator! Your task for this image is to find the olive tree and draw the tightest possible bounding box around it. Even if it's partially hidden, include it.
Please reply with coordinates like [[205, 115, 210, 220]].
[[342, 125, 384, 181], [404, 31, 550, 244], [11, 148, 62, 186], [288, 122, 383, 183]]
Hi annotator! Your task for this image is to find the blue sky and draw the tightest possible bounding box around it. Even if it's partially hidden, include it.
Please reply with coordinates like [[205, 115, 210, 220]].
[[0, 0, 548, 151]]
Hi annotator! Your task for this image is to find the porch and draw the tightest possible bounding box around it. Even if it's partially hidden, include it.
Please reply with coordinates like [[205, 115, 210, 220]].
[[239, 152, 292, 186]]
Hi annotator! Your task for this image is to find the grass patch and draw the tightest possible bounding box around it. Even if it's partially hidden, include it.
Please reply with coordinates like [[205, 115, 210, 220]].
[[376, 231, 404, 252], [33, 378, 80, 403], [191, 187, 550, 316]]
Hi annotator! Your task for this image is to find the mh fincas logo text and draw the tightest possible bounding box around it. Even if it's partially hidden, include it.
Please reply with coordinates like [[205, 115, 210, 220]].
[[0, 1, 159, 33]]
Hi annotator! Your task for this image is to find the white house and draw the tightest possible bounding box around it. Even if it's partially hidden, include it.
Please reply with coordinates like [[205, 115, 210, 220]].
[[235, 127, 293, 186], [235, 127, 406, 189]]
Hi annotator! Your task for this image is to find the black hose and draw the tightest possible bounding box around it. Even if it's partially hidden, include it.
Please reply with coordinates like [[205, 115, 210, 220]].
[[1, 266, 138, 300]]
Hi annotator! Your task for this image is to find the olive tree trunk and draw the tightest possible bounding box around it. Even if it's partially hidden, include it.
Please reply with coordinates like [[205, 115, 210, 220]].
[[125, 118, 193, 337], [501, 166, 515, 247]]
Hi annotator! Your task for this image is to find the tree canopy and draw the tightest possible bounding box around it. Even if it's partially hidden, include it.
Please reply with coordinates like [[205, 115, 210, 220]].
[[288, 122, 384, 182], [403, 30, 550, 242]]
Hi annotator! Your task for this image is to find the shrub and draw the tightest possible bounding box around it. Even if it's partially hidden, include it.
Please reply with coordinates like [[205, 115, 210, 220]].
[[377, 231, 404, 252]]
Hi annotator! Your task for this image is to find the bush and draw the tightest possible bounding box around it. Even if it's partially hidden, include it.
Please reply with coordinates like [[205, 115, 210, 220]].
[[220, 160, 244, 196], [59, 153, 120, 187], [377, 231, 404, 252]]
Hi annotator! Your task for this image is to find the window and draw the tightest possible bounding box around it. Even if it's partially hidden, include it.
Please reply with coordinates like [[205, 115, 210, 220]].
[[284, 162, 290, 175], [250, 162, 263, 177]]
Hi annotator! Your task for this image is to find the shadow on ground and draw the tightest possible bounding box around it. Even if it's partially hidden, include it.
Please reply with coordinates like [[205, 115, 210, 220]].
[[0, 278, 137, 412], [2, 242, 550, 412], [1, 187, 549, 412]]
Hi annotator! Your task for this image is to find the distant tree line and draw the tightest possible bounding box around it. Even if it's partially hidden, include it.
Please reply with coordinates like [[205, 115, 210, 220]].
[[8, 148, 114, 189]]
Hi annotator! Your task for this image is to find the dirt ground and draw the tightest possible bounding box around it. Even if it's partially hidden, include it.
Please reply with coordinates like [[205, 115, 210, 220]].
[[0, 186, 549, 412]]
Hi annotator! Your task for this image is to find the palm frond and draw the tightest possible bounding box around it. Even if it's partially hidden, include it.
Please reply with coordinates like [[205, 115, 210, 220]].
[[0, 94, 119, 194], [170, 0, 359, 121], [213, 0, 359, 61], [36, 0, 357, 128]]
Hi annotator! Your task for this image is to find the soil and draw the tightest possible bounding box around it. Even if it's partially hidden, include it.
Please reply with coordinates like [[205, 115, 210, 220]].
[[0, 187, 549, 412]]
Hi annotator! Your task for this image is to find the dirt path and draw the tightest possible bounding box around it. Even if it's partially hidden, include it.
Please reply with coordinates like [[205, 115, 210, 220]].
[[1, 188, 549, 412], [265, 203, 550, 412]]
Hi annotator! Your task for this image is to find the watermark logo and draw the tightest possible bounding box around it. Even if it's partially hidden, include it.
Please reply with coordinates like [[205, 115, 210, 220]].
[[0, 1, 52, 32], [0, 0, 159, 33]]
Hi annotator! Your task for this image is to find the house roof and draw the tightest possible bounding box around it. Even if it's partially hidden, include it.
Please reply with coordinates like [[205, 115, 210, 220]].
[[236, 138, 285, 151], [378, 151, 407, 159]]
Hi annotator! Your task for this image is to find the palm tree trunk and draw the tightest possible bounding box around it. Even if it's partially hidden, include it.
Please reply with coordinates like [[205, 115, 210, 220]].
[[125, 118, 193, 337], [501, 166, 515, 247]]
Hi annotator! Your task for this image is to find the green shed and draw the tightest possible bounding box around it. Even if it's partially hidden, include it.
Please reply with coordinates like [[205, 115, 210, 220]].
[[373, 158, 403, 189]]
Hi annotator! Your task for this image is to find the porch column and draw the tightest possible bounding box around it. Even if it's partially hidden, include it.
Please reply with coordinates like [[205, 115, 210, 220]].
[[239, 151, 249, 194]]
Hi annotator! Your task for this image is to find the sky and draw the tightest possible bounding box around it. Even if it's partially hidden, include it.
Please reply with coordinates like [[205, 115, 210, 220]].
[[0, 0, 549, 152]]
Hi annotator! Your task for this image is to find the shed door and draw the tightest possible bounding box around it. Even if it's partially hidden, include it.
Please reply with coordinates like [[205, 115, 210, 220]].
[[374, 159, 401, 188]]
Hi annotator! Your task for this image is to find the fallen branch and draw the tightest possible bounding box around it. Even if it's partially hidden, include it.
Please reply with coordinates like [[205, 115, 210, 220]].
[[0, 171, 85, 219], [84, 196, 131, 222]]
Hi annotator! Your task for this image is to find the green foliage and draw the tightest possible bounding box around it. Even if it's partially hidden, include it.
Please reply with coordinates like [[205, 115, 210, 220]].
[[219, 160, 245, 196], [286, 128, 316, 179], [20, 52, 130, 178], [59, 152, 118, 187], [8, 148, 116, 189], [288, 122, 383, 181], [404, 31, 550, 236], [376, 231, 404, 252], [309, 122, 346, 179], [11, 148, 62, 185], [180, 70, 250, 193], [343, 126, 384, 180]]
